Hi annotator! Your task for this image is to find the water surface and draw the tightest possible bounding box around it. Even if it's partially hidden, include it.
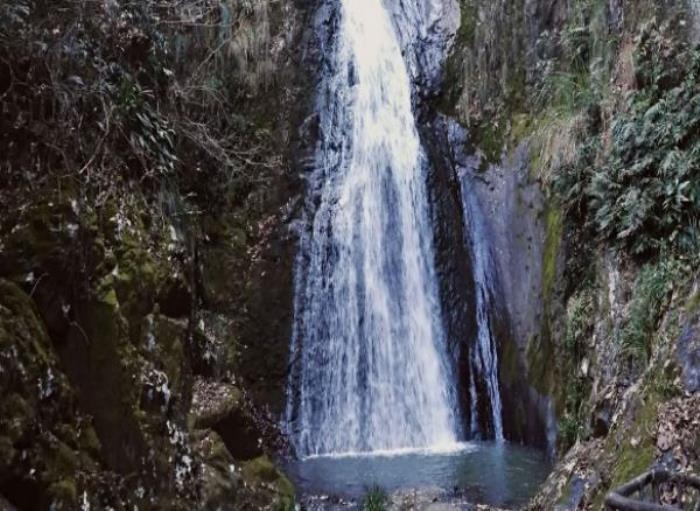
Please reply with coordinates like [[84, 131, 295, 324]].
[[285, 442, 551, 508]]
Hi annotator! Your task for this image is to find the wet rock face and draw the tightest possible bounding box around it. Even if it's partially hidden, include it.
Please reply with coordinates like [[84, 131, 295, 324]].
[[465, 145, 552, 449], [420, 115, 480, 431], [236, 225, 298, 413], [418, 111, 550, 445]]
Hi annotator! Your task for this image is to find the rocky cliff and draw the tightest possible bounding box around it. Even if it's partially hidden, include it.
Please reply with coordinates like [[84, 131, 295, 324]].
[[441, 0, 700, 507], [0, 0, 311, 508]]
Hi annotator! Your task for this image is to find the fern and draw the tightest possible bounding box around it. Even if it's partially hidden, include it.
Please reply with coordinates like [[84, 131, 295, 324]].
[[553, 20, 700, 258]]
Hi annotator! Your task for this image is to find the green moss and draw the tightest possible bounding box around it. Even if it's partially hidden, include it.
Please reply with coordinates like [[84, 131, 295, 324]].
[[510, 114, 533, 145], [500, 334, 520, 387], [686, 289, 700, 313], [526, 331, 555, 396], [543, 207, 563, 301], [0, 280, 52, 363], [48, 479, 78, 507], [54, 441, 79, 473], [243, 456, 294, 500], [456, 0, 477, 45], [102, 287, 119, 308], [437, 0, 477, 112], [0, 436, 14, 472], [610, 439, 654, 489], [78, 425, 102, 457], [603, 390, 660, 500], [65, 299, 146, 471], [243, 456, 281, 484], [525, 205, 564, 400], [473, 117, 508, 166]]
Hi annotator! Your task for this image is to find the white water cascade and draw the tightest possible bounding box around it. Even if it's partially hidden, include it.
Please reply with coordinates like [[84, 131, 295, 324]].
[[459, 178, 504, 441], [286, 0, 461, 457]]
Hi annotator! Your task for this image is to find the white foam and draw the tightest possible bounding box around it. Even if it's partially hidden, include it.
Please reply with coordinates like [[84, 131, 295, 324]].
[[303, 442, 477, 461]]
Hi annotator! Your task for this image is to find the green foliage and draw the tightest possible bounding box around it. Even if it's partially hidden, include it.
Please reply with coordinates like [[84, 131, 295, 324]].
[[554, 21, 700, 257], [621, 259, 678, 361], [118, 79, 178, 177], [537, 0, 611, 118], [362, 486, 388, 511], [0, 0, 281, 216], [538, 71, 603, 118], [558, 289, 595, 449], [559, 413, 583, 448], [565, 291, 594, 355]]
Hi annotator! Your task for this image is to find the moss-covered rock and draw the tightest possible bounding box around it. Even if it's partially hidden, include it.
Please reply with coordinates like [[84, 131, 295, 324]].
[[0, 0, 306, 507], [195, 432, 294, 511], [242, 456, 295, 508], [196, 430, 240, 511], [0, 280, 102, 508]]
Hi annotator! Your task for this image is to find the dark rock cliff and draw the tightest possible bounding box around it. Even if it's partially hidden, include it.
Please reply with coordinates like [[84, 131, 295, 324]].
[[0, 0, 314, 508]]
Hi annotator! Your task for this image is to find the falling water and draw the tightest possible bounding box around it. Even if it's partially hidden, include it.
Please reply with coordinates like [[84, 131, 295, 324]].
[[459, 175, 504, 441], [286, 0, 460, 457]]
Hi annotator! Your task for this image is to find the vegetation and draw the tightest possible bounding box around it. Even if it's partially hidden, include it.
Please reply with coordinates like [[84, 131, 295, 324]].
[[0, 0, 281, 232], [558, 288, 595, 449], [362, 486, 389, 511], [555, 20, 700, 257], [620, 259, 679, 361], [0, 0, 296, 508]]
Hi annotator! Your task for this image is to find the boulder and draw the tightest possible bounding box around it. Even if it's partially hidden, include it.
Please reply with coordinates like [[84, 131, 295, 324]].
[[191, 380, 263, 461]]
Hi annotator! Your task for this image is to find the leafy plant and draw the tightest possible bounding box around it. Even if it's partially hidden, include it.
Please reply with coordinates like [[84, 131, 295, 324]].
[[621, 259, 678, 361], [362, 486, 388, 511], [558, 289, 595, 449], [554, 20, 700, 258]]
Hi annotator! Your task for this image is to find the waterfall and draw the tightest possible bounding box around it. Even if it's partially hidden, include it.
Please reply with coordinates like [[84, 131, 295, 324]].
[[286, 0, 460, 457], [459, 177, 504, 441]]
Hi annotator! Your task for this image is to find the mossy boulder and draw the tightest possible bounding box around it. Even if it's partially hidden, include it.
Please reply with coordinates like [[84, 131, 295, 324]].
[[242, 456, 295, 508], [191, 380, 263, 461], [196, 430, 240, 511], [194, 432, 294, 511], [139, 314, 191, 416], [0, 280, 101, 509], [56, 292, 146, 473]]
